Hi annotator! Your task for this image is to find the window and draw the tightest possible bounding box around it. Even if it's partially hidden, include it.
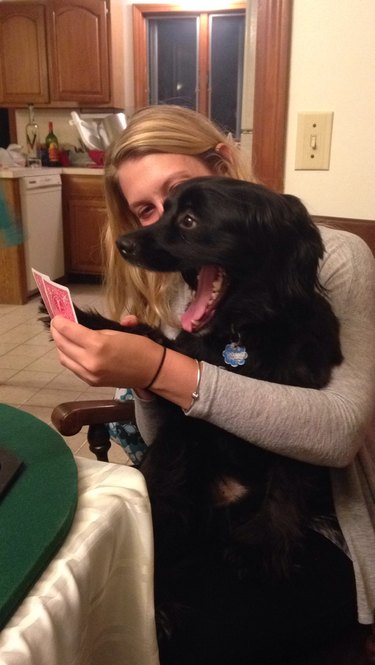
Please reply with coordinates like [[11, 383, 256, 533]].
[[133, 4, 246, 138], [209, 13, 245, 137], [148, 16, 198, 109]]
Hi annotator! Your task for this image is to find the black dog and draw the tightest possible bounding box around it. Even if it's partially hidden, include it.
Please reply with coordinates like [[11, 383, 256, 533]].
[[49, 178, 343, 662]]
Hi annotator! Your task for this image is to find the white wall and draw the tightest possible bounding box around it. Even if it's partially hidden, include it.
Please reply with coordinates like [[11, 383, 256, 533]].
[[284, 0, 375, 220]]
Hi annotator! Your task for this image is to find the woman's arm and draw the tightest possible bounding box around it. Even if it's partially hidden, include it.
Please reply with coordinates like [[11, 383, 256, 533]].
[[50, 317, 199, 407]]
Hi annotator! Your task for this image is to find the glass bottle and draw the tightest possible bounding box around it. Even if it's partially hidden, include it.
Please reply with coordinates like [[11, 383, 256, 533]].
[[45, 121, 59, 165], [25, 104, 40, 162]]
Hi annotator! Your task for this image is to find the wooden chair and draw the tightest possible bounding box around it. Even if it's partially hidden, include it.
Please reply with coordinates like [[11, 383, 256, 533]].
[[51, 399, 136, 462]]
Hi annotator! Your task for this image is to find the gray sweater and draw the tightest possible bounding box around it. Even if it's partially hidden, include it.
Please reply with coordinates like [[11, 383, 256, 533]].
[[135, 226, 375, 624]]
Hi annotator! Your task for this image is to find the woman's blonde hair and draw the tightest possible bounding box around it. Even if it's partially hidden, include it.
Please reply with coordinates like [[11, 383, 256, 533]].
[[103, 104, 253, 325]]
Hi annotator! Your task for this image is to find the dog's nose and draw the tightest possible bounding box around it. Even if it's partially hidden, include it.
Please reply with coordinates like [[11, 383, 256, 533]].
[[116, 236, 137, 257]]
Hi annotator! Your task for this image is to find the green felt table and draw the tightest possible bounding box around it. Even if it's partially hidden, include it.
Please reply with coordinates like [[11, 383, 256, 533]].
[[0, 403, 78, 629]]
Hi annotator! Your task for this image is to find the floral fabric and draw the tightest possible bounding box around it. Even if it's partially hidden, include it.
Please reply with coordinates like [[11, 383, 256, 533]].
[[106, 389, 148, 465]]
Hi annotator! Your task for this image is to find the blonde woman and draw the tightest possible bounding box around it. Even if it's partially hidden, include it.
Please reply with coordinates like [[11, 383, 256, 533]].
[[52, 105, 375, 664]]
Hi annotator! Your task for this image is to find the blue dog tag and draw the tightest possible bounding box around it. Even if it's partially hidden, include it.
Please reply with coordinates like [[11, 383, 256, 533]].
[[222, 343, 248, 367]]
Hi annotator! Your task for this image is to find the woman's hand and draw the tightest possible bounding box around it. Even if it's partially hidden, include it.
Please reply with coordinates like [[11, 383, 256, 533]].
[[50, 315, 166, 390]]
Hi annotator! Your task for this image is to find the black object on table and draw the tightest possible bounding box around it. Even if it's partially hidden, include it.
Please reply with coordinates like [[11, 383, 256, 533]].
[[0, 447, 24, 499]]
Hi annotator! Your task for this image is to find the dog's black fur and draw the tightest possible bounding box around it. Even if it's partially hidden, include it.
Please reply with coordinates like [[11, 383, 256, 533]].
[[45, 177, 344, 660]]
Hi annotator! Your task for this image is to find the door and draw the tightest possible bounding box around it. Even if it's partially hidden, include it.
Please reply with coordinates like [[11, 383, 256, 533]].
[[0, 4, 49, 105], [63, 175, 106, 275], [47, 0, 110, 104]]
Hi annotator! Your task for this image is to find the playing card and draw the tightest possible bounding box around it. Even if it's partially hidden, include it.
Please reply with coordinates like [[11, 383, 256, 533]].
[[43, 279, 78, 322], [32, 268, 54, 318], [32, 269, 78, 322]]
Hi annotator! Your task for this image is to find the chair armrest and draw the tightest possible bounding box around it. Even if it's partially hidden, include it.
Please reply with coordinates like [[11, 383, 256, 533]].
[[51, 400, 136, 437]]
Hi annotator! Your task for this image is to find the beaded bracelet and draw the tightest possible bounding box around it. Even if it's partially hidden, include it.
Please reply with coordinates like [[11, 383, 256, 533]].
[[145, 346, 167, 390], [182, 359, 202, 414]]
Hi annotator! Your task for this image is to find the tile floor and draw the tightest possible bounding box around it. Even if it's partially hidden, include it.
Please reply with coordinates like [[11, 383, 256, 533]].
[[0, 283, 128, 464]]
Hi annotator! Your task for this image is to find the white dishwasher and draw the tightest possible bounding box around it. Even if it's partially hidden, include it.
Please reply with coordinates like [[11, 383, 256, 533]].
[[19, 173, 64, 293]]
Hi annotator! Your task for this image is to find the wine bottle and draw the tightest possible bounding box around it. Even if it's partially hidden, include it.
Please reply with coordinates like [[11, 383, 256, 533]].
[[25, 104, 40, 161], [45, 121, 59, 164]]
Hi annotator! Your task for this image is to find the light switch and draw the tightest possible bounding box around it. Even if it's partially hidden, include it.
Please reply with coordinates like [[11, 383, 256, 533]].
[[295, 112, 334, 170]]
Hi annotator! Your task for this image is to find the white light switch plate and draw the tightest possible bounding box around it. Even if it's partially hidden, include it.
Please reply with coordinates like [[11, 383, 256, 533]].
[[295, 112, 334, 170]]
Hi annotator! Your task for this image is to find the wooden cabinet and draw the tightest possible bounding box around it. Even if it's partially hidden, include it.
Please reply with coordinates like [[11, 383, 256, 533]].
[[62, 174, 106, 276], [47, 0, 110, 105], [0, 0, 124, 108], [0, 4, 49, 105]]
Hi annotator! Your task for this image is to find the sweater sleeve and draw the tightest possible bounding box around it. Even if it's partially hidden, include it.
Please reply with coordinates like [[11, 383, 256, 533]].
[[135, 227, 375, 468]]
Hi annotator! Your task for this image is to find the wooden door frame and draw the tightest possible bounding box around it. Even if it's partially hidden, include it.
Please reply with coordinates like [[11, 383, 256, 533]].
[[133, 0, 292, 192], [252, 0, 292, 191]]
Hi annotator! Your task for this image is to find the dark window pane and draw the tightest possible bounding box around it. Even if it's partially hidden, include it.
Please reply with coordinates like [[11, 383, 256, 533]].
[[210, 14, 245, 138], [148, 18, 198, 109]]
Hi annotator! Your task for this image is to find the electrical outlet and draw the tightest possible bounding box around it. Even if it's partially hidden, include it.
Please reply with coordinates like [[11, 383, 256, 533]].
[[295, 112, 334, 170]]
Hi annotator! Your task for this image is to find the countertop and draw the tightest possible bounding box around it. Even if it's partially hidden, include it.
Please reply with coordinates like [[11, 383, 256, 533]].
[[0, 166, 104, 179]]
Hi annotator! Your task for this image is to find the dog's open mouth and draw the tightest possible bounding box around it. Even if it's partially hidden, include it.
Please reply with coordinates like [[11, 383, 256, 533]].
[[181, 266, 227, 333]]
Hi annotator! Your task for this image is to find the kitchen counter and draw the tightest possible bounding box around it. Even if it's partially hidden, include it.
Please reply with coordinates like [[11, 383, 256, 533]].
[[0, 167, 104, 179], [0, 167, 62, 179]]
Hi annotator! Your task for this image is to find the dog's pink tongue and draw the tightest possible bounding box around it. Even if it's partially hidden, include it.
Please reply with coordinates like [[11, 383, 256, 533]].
[[181, 266, 217, 332]]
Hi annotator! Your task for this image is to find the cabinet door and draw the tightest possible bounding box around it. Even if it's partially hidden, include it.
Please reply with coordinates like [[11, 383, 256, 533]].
[[0, 4, 49, 104], [63, 175, 106, 275], [47, 0, 110, 104]]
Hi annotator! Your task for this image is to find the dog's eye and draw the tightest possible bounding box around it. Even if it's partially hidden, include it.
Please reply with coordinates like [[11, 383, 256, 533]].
[[179, 214, 197, 230]]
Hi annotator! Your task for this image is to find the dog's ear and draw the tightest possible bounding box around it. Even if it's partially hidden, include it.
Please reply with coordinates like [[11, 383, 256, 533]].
[[276, 194, 324, 303]]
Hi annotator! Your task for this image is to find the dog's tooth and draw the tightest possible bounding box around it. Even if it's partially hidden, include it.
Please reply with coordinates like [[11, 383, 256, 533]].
[[212, 278, 222, 293], [213, 272, 224, 289]]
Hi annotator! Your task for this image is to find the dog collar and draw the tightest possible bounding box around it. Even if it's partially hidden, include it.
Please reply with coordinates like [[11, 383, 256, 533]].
[[222, 342, 248, 367]]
